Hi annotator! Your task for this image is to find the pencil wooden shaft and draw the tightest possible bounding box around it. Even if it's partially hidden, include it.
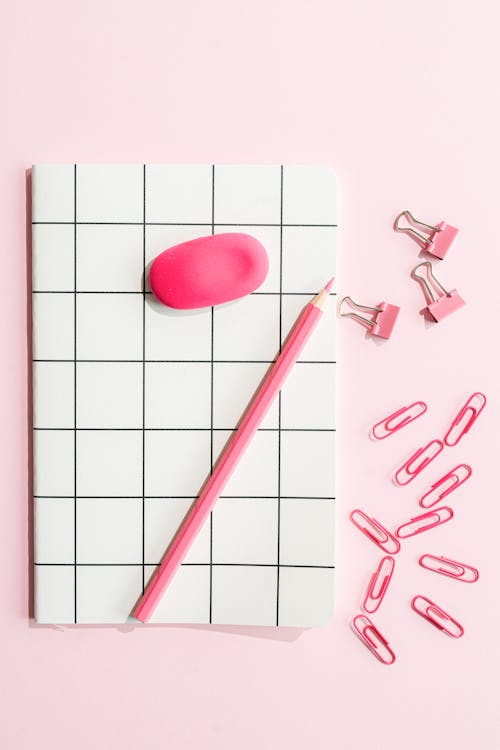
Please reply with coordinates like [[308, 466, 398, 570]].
[[134, 292, 327, 622]]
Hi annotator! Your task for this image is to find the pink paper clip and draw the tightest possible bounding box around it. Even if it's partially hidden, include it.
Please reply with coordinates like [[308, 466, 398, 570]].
[[444, 392, 487, 446], [350, 510, 401, 554], [411, 595, 464, 638], [362, 556, 395, 613], [419, 554, 479, 583], [352, 614, 396, 664], [394, 210, 458, 260], [394, 439, 444, 486], [396, 507, 453, 539], [370, 401, 427, 440], [411, 261, 465, 322], [419, 464, 472, 508], [339, 296, 399, 339]]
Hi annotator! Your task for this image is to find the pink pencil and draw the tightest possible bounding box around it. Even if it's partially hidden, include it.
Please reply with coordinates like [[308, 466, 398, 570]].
[[133, 278, 334, 622]]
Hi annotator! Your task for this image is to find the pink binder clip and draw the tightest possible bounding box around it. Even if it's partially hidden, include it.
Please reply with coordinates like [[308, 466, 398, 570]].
[[362, 556, 395, 613], [419, 464, 472, 508], [339, 296, 399, 339], [396, 507, 453, 539], [370, 401, 427, 440], [394, 439, 444, 486], [352, 614, 396, 665], [411, 262, 465, 322], [394, 210, 458, 260], [411, 595, 464, 638], [419, 554, 479, 583], [350, 510, 401, 554], [444, 392, 487, 446]]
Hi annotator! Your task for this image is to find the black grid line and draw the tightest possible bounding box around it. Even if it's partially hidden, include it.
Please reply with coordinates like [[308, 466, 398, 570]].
[[34, 427, 336, 432], [35, 563, 335, 569], [209, 165, 215, 623], [36, 357, 335, 368], [33, 221, 338, 228], [73, 164, 77, 623], [276, 165, 283, 626], [32, 290, 337, 297], [142, 165, 146, 592], [35, 495, 336, 500]]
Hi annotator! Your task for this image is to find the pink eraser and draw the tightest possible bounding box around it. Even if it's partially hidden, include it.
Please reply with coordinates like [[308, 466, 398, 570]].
[[149, 233, 269, 309]]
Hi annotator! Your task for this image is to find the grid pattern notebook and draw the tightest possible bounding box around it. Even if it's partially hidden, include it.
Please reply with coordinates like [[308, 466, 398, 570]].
[[32, 164, 337, 626]]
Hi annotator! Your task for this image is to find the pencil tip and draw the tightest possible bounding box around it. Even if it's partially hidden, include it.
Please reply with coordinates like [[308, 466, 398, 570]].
[[311, 278, 335, 310], [324, 277, 335, 293]]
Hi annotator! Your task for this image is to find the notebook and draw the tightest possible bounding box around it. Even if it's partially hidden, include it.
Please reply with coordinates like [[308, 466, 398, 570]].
[[32, 164, 337, 626]]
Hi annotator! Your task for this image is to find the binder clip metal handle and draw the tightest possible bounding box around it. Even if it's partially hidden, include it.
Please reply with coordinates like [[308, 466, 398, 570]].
[[394, 210, 458, 259], [339, 296, 399, 339], [411, 262, 465, 322]]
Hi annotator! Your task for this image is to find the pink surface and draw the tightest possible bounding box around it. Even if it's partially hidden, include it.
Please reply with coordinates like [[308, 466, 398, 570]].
[[1, 0, 499, 748]]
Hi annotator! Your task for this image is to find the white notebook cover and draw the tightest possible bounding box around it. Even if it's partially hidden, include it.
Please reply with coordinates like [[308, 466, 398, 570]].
[[32, 164, 337, 626]]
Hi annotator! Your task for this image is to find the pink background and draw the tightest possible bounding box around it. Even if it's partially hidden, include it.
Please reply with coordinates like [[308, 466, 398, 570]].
[[2, 1, 499, 747]]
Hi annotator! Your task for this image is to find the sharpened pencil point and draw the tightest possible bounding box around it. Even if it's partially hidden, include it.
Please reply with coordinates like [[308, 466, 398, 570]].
[[312, 278, 335, 310]]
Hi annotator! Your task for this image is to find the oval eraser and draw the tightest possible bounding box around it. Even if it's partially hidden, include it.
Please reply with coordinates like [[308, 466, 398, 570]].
[[149, 232, 269, 309]]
